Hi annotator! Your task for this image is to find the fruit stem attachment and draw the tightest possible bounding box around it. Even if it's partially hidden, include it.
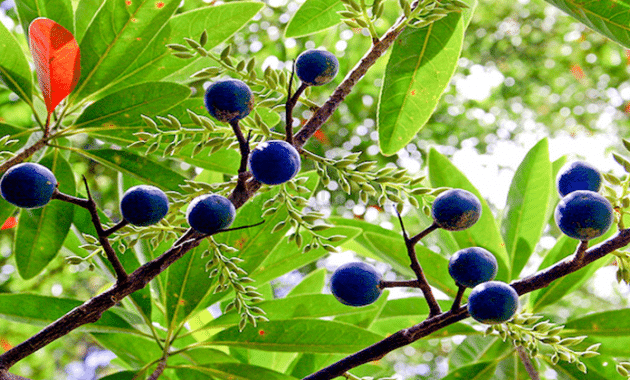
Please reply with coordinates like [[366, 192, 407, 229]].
[[229, 121, 252, 193], [379, 279, 421, 289], [286, 74, 308, 146], [396, 212, 442, 317], [409, 222, 438, 245], [103, 219, 129, 237], [51, 177, 128, 283], [450, 284, 466, 312], [575, 240, 589, 263]]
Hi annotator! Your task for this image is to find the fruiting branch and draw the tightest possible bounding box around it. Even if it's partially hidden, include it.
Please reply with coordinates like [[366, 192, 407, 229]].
[[450, 285, 466, 312]]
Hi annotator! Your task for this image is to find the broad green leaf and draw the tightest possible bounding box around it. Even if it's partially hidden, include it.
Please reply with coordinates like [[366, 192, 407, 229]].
[[118, 246, 152, 320], [14, 151, 75, 279], [98, 371, 137, 380], [203, 294, 374, 329], [449, 336, 511, 368], [543, 0, 630, 48], [289, 353, 343, 379], [333, 289, 388, 329], [165, 241, 216, 328], [377, 1, 478, 155], [502, 138, 551, 279], [91, 333, 163, 369], [287, 268, 326, 296], [175, 363, 298, 380], [284, 0, 343, 38], [73, 148, 187, 191], [493, 353, 533, 380], [73, 82, 191, 130], [71, 0, 181, 101], [564, 309, 630, 336], [209, 319, 384, 353], [98, 2, 265, 100], [0, 294, 136, 333], [428, 148, 510, 281], [74, 0, 101, 43], [441, 361, 498, 380], [174, 348, 237, 366], [0, 21, 33, 105], [379, 298, 454, 319], [15, 0, 74, 37]]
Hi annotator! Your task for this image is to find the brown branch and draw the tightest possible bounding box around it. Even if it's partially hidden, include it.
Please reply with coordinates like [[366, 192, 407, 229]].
[[450, 284, 466, 312], [103, 219, 130, 237], [379, 280, 420, 289], [0, 138, 49, 174], [286, 81, 308, 145], [303, 228, 630, 380], [516, 346, 540, 380], [147, 358, 168, 380]]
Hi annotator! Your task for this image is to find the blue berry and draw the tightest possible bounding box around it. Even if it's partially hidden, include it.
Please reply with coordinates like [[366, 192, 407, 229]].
[[249, 140, 301, 185], [556, 161, 602, 198], [0, 162, 57, 208], [204, 79, 254, 122], [555, 190, 613, 241], [186, 194, 236, 234], [467, 281, 519, 324], [295, 49, 339, 86], [431, 189, 481, 231], [330, 262, 382, 307], [120, 185, 169, 227], [448, 247, 497, 288]]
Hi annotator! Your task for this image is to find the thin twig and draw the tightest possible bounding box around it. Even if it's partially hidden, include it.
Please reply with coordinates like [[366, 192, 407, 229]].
[[516, 346, 540, 380], [450, 285, 466, 312], [146, 358, 168, 380], [103, 220, 130, 237], [379, 280, 420, 289], [574, 240, 589, 263]]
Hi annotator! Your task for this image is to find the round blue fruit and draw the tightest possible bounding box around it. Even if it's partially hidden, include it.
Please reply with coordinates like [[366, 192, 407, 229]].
[[467, 281, 519, 324], [249, 140, 301, 185], [186, 194, 236, 235], [330, 262, 382, 307], [120, 185, 169, 227], [555, 190, 613, 241], [295, 49, 339, 86], [448, 247, 498, 288], [556, 161, 602, 198], [0, 162, 57, 209], [431, 189, 482, 231], [204, 79, 254, 122]]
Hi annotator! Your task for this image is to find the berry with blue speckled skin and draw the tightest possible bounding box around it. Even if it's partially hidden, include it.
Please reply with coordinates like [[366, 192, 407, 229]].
[[330, 262, 382, 307], [555, 190, 613, 241], [467, 281, 519, 324], [431, 189, 481, 231], [295, 49, 339, 86], [186, 194, 236, 235], [0, 162, 57, 208], [448, 247, 497, 288], [556, 161, 602, 197], [120, 185, 169, 227], [204, 79, 254, 123], [249, 140, 301, 185]]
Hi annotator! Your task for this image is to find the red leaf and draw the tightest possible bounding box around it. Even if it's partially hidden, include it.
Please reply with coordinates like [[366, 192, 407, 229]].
[[1, 216, 16, 230], [28, 18, 80, 115]]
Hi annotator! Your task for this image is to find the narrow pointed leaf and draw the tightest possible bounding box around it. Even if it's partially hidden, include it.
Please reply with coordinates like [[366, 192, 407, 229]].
[[284, 0, 344, 38], [14, 151, 75, 279], [502, 138, 551, 279], [28, 18, 80, 114], [543, 0, 630, 48], [0, 22, 33, 104]]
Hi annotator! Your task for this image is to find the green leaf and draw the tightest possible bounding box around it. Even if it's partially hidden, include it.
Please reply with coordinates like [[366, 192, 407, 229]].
[[174, 348, 238, 366], [284, 0, 344, 38], [71, 0, 181, 101], [449, 336, 511, 368], [543, 356, 611, 380], [74, 0, 102, 43], [0, 294, 136, 333], [428, 148, 510, 280], [15, 0, 74, 37], [0, 123, 32, 154], [564, 309, 630, 336], [441, 361, 498, 380], [0, 21, 33, 105], [378, 11, 467, 155], [73, 148, 187, 191], [287, 268, 326, 296], [502, 138, 551, 279], [73, 82, 191, 130], [209, 319, 384, 353], [97, 371, 137, 380], [204, 294, 373, 329], [91, 333, 163, 369], [175, 363, 298, 380], [543, 0, 630, 48], [14, 151, 75, 279]]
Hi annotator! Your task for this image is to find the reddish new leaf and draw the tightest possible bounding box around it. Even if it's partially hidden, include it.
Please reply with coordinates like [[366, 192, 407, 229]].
[[28, 18, 80, 115]]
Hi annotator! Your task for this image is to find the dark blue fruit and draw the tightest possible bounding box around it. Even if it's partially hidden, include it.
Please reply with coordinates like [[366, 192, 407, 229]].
[[556, 161, 602, 197], [467, 281, 519, 324], [186, 194, 236, 234], [555, 190, 613, 241], [120, 185, 169, 227], [330, 262, 382, 307], [448, 247, 497, 288], [204, 79, 254, 122], [295, 49, 339, 86], [249, 140, 301, 185], [0, 162, 57, 208], [431, 189, 481, 231]]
